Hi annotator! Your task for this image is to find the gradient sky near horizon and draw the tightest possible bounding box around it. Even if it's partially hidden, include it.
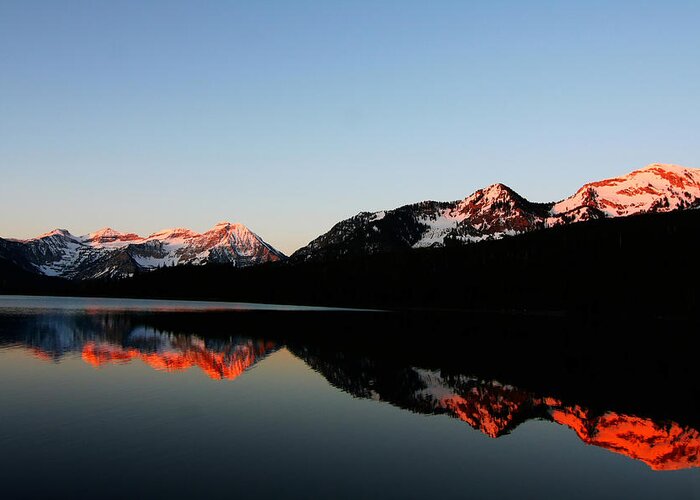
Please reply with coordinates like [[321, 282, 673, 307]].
[[1, 1, 699, 254]]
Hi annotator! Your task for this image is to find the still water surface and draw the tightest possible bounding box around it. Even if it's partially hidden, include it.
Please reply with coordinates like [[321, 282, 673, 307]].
[[0, 296, 697, 499]]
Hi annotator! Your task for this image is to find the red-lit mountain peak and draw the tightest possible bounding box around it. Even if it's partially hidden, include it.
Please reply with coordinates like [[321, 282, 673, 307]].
[[291, 162, 700, 261], [552, 163, 700, 219], [206, 221, 251, 237], [146, 228, 200, 240], [452, 182, 549, 236], [34, 228, 74, 240], [84, 227, 142, 244], [196, 221, 284, 263], [0, 221, 285, 279]]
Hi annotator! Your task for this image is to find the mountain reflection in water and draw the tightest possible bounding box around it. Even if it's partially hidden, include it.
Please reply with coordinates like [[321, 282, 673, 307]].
[[82, 339, 276, 380], [293, 349, 699, 471], [7, 313, 277, 380], [1, 310, 697, 472]]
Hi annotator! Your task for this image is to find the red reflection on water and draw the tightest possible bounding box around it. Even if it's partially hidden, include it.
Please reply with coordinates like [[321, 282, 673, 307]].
[[439, 385, 533, 438], [81, 339, 276, 380], [29, 348, 55, 362], [23, 341, 699, 471], [436, 386, 699, 471], [550, 406, 700, 471]]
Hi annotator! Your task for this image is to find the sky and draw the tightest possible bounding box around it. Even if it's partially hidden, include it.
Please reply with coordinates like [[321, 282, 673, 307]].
[[1, 1, 699, 254]]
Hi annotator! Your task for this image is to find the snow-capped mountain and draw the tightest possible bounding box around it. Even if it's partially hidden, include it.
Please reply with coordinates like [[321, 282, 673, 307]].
[[550, 163, 700, 221], [0, 222, 285, 280], [292, 163, 700, 261]]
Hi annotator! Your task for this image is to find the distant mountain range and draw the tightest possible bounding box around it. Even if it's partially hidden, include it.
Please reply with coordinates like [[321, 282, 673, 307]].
[[0, 222, 284, 280], [291, 163, 700, 261], [2, 163, 699, 279]]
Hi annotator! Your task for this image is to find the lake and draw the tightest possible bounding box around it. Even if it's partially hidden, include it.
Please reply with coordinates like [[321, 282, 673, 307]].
[[0, 296, 697, 499]]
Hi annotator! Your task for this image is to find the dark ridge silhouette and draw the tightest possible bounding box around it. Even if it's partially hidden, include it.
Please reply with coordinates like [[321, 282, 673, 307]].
[[2, 208, 700, 316]]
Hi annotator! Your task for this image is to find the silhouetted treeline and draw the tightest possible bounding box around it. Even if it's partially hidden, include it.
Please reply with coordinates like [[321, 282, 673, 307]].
[[3, 208, 700, 316]]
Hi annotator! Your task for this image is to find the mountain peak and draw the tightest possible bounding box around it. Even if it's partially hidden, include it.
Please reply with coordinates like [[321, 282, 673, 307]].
[[637, 163, 691, 173], [451, 182, 545, 237], [89, 227, 121, 237], [552, 163, 700, 218], [484, 182, 511, 192], [214, 220, 244, 227], [84, 227, 141, 244], [458, 183, 526, 212], [463, 183, 518, 203], [292, 162, 700, 261], [3, 221, 284, 279], [146, 228, 199, 240], [208, 221, 249, 233], [36, 228, 73, 239]]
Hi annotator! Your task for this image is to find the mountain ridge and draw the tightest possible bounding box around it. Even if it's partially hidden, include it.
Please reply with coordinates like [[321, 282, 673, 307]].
[[0, 221, 285, 280], [292, 163, 700, 261], [3, 162, 699, 279]]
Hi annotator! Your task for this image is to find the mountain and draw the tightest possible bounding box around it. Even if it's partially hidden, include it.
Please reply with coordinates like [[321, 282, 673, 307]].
[[292, 163, 700, 261], [0, 221, 285, 280], [551, 163, 700, 221]]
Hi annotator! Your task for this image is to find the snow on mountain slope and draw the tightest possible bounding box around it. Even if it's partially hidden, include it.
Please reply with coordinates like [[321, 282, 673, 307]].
[[0, 222, 285, 280], [550, 163, 700, 222], [291, 201, 456, 261], [292, 163, 700, 261], [292, 183, 554, 261], [5, 163, 698, 274]]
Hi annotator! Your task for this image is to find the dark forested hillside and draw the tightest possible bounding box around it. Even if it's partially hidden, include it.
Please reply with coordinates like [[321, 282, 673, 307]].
[[3, 208, 700, 316], [0, 257, 70, 295]]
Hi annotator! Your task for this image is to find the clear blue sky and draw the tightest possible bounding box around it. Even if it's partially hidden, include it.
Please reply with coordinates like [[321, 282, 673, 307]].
[[1, 1, 698, 254]]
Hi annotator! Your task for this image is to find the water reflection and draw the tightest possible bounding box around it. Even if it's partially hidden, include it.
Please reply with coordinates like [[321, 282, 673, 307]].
[[293, 346, 699, 471], [82, 338, 276, 380], [2, 312, 277, 380], [1, 310, 697, 472]]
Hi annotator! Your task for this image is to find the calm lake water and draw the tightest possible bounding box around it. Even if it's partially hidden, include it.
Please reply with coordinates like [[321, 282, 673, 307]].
[[0, 296, 697, 499]]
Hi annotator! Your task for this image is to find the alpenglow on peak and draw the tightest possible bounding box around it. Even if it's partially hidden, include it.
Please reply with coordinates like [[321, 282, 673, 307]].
[[0, 222, 285, 279]]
